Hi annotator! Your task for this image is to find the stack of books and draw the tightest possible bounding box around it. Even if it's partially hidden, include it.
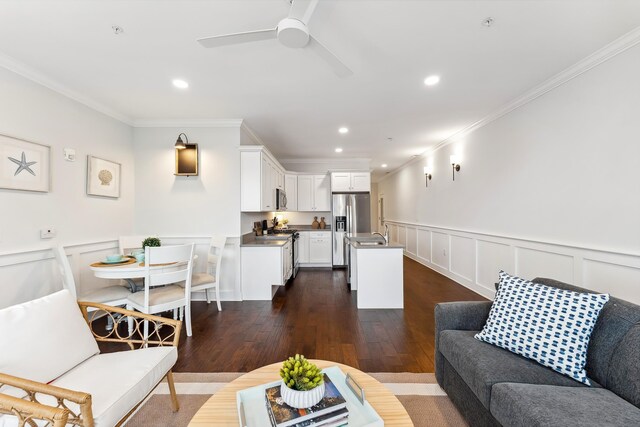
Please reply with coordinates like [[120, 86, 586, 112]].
[[265, 375, 349, 427]]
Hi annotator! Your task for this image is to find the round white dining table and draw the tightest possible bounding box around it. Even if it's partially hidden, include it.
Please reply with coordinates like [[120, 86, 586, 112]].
[[89, 257, 196, 292]]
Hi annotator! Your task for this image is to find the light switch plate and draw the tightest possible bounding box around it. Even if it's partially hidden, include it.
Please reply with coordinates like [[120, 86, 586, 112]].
[[41, 228, 56, 239]]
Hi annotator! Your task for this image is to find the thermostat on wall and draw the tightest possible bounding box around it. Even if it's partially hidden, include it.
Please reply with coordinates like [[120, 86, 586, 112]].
[[64, 148, 76, 162]]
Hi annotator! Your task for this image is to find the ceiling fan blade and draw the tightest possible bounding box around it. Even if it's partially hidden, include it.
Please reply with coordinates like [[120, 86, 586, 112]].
[[308, 36, 353, 78], [288, 0, 319, 24], [197, 28, 277, 48]]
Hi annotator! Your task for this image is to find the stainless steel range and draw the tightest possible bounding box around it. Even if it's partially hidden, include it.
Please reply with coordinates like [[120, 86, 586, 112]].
[[273, 229, 300, 279]]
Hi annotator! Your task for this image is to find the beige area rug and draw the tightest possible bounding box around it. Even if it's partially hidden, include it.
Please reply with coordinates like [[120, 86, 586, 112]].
[[126, 372, 467, 426]]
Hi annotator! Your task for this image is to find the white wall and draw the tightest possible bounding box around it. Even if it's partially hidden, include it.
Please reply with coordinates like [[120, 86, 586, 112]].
[[379, 43, 640, 302], [132, 125, 242, 300], [0, 67, 134, 306]]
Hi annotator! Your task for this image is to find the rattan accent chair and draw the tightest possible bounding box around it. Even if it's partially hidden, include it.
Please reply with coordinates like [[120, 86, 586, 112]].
[[0, 290, 182, 427]]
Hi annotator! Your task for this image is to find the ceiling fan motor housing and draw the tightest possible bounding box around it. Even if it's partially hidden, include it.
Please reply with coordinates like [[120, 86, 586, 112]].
[[277, 17, 310, 48]]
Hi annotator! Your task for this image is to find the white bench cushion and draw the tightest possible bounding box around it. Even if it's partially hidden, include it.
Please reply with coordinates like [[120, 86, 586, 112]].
[[0, 290, 99, 384], [51, 346, 177, 427]]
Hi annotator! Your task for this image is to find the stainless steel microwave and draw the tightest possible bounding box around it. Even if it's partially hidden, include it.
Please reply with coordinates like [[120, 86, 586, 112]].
[[276, 188, 287, 211]]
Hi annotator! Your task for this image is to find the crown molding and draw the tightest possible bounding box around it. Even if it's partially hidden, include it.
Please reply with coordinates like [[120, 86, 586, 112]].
[[0, 52, 134, 126], [379, 25, 640, 183], [240, 121, 267, 145], [133, 119, 243, 128], [280, 157, 371, 164]]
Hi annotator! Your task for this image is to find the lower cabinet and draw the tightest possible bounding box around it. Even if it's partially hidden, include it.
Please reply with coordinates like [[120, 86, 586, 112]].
[[298, 231, 332, 266], [241, 240, 292, 300]]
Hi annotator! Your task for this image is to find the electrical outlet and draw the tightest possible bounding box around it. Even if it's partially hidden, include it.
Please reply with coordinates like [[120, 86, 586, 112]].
[[63, 148, 76, 161], [40, 228, 56, 239], [443, 248, 447, 256]]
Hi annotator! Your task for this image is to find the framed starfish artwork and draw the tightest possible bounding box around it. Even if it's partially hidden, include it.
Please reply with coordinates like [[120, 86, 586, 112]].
[[87, 155, 121, 198], [0, 134, 51, 192]]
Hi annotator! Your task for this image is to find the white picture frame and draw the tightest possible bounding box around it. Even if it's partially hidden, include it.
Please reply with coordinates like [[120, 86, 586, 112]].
[[87, 155, 121, 198], [0, 133, 51, 193]]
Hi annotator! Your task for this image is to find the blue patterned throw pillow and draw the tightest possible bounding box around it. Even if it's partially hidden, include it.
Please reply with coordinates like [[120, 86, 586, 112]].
[[475, 271, 609, 385]]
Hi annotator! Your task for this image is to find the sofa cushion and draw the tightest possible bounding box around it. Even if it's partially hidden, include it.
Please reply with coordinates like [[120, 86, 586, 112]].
[[476, 271, 609, 385], [50, 346, 177, 427], [439, 330, 598, 409], [490, 382, 640, 427], [0, 290, 99, 384]]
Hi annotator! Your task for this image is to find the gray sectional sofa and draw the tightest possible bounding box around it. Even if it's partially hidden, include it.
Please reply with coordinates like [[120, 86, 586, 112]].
[[435, 277, 640, 427]]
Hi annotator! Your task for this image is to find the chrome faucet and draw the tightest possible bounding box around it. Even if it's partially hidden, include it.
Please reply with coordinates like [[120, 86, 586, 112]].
[[372, 224, 390, 243]]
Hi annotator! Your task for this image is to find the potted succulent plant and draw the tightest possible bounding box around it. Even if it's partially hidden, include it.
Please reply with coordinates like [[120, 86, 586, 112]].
[[279, 354, 325, 408], [137, 237, 161, 262], [141, 237, 161, 248]]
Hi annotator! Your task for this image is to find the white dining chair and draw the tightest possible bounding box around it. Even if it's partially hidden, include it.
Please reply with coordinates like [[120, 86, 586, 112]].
[[126, 243, 195, 339], [176, 235, 226, 311], [52, 245, 131, 329]]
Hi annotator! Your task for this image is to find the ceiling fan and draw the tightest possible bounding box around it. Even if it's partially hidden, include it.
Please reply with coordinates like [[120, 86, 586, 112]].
[[197, 0, 353, 77]]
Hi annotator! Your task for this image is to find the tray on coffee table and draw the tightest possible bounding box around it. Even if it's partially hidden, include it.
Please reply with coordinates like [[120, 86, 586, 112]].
[[236, 366, 383, 427]]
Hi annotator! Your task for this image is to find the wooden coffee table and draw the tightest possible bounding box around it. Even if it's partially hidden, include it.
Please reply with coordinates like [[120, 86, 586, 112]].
[[189, 359, 413, 426]]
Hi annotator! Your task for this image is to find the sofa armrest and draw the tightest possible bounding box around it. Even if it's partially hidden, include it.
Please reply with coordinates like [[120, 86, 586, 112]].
[[0, 392, 69, 427], [0, 372, 92, 427], [434, 301, 493, 386], [78, 301, 182, 350]]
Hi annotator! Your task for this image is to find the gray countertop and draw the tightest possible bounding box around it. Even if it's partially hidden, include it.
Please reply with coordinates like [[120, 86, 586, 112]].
[[288, 224, 332, 231], [346, 234, 405, 249], [241, 233, 290, 247]]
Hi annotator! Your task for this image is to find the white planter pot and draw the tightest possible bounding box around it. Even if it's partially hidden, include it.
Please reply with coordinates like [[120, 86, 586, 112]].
[[280, 381, 325, 409]]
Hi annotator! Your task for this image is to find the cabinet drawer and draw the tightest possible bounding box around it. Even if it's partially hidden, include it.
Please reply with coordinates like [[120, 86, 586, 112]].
[[309, 232, 331, 238]]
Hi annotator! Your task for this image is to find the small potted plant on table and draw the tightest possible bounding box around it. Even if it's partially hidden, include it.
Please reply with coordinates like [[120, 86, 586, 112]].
[[137, 237, 161, 262], [279, 354, 325, 409]]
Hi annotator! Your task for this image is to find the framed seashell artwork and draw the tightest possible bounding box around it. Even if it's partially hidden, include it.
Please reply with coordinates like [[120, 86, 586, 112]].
[[87, 155, 121, 198]]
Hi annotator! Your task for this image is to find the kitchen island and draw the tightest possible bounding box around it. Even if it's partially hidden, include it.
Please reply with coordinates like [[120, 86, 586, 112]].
[[347, 234, 404, 309]]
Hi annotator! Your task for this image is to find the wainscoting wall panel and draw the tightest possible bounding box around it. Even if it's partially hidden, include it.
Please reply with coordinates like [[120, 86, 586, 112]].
[[0, 236, 242, 309], [417, 229, 431, 262], [406, 226, 417, 256], [431, 232, 449, 270], [386, 220, 640, 303]]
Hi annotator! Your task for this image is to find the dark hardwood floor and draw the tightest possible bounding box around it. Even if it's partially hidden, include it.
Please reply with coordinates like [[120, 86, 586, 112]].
[[100, 257, 486, 373]]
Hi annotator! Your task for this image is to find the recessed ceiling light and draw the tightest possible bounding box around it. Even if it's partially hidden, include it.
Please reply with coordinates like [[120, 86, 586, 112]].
[[112, 25, 124, 35], [482, 17, 495, 27], [424, 75, 440, 86], [335, 147, 343, 153], [172, 79, 189, 89], [381, 164, 388, 168], [338, 127, 349, 134]]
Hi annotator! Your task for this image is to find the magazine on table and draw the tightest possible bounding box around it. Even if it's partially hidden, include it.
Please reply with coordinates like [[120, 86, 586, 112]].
[[265, 374, 348, 427]]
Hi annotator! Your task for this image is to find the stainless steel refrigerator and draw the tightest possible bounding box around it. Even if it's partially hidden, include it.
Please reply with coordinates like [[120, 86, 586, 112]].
[[332, 193, 371, 267]]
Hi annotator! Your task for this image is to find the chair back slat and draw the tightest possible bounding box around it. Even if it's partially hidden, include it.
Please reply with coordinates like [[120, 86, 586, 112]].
[[208, 236, 227, 276], [52, 245, 77, 299], [148, 269, 190, 287]]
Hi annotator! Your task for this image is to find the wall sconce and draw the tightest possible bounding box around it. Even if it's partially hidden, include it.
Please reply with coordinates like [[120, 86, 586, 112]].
[[175, 133, 188, 149], [423, 166, 433, 187], [174, 133, 199, 176], [450, 155, 461, 181]]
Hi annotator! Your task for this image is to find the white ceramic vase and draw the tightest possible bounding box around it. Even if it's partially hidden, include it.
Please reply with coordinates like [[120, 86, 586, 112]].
[[280, 381, 325, 409]]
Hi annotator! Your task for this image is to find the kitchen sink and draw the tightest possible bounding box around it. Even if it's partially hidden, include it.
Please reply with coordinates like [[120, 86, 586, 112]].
[[355, 241, 386, 246]]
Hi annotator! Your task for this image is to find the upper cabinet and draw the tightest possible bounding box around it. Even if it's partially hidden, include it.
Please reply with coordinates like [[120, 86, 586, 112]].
[[330, 172, 371, 192], [297, 174, 330, 211], [240, 146, 285, 212], [284, 174, 298, 211]]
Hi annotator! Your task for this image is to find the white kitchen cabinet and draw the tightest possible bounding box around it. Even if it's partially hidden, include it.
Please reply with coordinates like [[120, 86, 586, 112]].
[[241, 238, 292, 300], [298, 231, 309, 263], [284, 174, 298, 211], [330, 172, 371, 192], [314, 175, 331, 211], [330, 173, 351, 192], [308, 231, 332, 264], [297, 174, 330, 212], [241, 146, 286, 212], [261, 156, 273, 211]]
